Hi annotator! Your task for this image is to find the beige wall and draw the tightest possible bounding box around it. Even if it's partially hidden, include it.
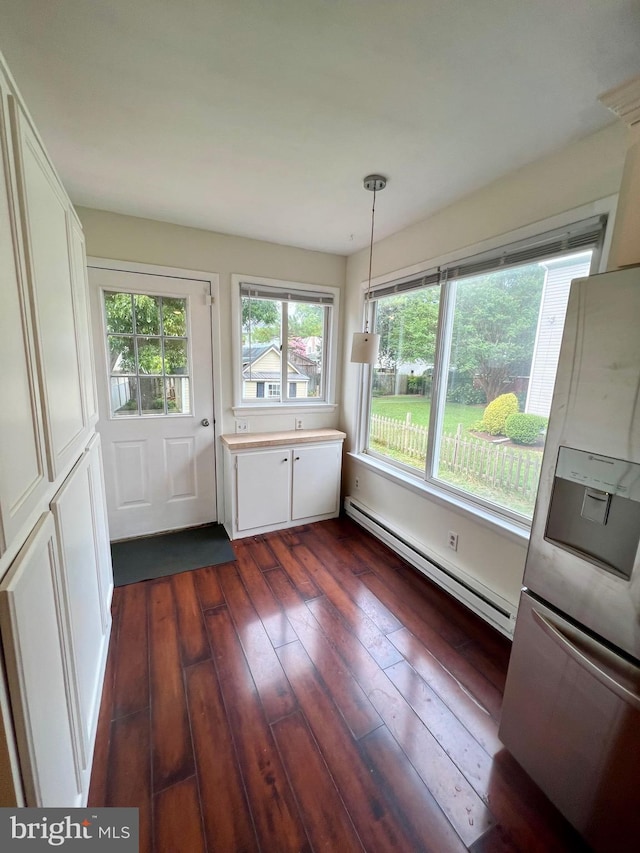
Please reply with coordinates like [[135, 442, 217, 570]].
[[77, 208, 346, 436], [340, 121, 627, 610]]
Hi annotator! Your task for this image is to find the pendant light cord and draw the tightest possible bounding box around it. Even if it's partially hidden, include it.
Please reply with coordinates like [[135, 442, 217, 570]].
[[365, 187, 376, 333]]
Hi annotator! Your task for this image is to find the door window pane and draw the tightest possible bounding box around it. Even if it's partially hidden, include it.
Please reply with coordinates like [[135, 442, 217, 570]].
[[164, 339, 188, 374], [104, 292, 133, 333], [108, 336, 135, 374], [103, 291, 192, 416], [110, 377, 138, 417], [162, 298, 187, 336], [137, 337, 162, 374], [166, 377, 190, 414], [139, 376, 165, 415], [368, 288, 440, 471], [134, 294, 160, 335]]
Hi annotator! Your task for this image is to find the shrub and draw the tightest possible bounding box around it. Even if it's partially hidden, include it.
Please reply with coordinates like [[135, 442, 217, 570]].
[[505, 413, 548, 445], [481, 393, 519, 435]]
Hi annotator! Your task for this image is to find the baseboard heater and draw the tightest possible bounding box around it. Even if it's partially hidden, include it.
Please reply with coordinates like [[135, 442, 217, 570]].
[[344, 496, 516, 638]]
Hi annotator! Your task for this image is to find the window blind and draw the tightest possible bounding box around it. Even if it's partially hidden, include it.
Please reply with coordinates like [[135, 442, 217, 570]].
[[240, 282, 334, 305], [441, 215, 606, 281], [370, 214, 606, 299]]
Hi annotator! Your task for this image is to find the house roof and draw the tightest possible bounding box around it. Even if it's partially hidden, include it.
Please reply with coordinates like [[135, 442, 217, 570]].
[[2, 3, 638, 254], [242, 345, 309, 381]]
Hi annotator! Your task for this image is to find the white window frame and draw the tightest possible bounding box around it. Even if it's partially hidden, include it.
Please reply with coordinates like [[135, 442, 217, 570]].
[[232, 274, 340, 415], [353, 196, 617, 532]]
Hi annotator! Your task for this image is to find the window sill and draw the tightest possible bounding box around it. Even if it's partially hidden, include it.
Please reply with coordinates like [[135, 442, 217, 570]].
[[232, 402, 338, 417], [348, 451, 531, 546]]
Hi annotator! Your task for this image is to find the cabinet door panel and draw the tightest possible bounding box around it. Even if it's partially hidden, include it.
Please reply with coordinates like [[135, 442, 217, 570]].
[[292, 443, 341, 520], [236, 449, 291, 530], [0, 75, 47, 552], [51, 452, 109, 767], [86, 434, 114, 630], [0, 513, 81, 806], [69, 216, 98, 426], [11, 102, 86, 479]]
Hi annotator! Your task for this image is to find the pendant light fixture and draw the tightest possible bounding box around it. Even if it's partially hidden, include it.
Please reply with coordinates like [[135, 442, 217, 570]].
[[351, 174, 387, 363]]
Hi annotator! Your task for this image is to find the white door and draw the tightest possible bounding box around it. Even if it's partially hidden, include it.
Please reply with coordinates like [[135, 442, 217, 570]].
[[89, 267, 217, 540]]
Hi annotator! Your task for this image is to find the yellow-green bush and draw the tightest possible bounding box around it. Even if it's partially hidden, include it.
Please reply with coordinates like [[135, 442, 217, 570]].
[[481, 393, 519, 435]]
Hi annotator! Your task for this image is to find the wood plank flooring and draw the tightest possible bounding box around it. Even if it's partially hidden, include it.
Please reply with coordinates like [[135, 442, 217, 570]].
[[89, 517, 588, 852]]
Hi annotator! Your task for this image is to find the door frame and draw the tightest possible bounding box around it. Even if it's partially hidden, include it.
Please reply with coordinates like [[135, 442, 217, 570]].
[[87, 257, 224, 523]]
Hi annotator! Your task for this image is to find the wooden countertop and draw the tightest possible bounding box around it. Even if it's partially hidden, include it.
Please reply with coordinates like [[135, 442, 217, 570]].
[[220, 428, 346, 450]]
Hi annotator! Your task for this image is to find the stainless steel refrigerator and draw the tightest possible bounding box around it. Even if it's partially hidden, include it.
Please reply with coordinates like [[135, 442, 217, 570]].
[[499, 265, 640, 853]]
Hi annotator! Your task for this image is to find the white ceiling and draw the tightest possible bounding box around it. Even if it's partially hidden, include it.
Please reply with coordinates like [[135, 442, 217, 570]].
[[1, 0, 639, 255]]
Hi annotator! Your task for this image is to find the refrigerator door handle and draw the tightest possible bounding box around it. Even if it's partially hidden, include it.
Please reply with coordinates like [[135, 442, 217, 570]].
[[531, 607, 640, 711]]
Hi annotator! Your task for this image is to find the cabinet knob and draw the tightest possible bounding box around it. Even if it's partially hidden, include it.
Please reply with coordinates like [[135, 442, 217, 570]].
[[201, 418, 210, 427], [282, 457, 288, 462], [295, 456, 300, 461]]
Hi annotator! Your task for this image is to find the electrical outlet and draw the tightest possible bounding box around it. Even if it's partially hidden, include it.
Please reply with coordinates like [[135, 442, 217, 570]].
[[448, 531, 459, 551], [235, 419, 249, 433], [355, 477, 360, 489], [295, 417, 304, 430]]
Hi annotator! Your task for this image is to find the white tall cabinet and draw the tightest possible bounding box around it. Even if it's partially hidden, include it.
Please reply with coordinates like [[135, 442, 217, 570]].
[[0, 52, 112, 806]]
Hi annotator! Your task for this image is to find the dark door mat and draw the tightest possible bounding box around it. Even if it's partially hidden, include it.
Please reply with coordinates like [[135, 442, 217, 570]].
[[111, 523, 236, 587]]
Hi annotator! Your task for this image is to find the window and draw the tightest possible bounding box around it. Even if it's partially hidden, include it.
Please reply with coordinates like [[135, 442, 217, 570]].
[[361, 216, 606, 521], [237, 278, 337, 407], [104, 291, 191, 417]]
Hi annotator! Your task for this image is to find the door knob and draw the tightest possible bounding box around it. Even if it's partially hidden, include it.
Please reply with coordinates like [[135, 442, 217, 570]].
[[201, 418, 210, 427]]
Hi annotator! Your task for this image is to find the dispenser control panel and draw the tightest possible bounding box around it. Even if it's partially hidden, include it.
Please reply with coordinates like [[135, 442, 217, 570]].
[[555, 447, 640, 501]]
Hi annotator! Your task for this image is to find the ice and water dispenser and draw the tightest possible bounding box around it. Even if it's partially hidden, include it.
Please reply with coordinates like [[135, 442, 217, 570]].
[[545, 446, 640, 580]]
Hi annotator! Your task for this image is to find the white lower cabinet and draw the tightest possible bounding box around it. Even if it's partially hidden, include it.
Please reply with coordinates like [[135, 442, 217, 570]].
[[0, 514, 81, 806], [223, 430, 345, 539]]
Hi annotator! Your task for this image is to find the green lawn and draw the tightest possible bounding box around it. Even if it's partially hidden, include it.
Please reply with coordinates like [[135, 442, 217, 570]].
[[370, 395, 483, 434]]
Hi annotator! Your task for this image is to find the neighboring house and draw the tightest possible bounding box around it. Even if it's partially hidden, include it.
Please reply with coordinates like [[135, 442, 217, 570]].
[[242, 344, 309, 399], [526, 253, 593, 417]]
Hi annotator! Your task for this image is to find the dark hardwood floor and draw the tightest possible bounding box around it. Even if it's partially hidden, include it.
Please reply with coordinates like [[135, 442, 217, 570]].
[[89, 517, 587, 852]]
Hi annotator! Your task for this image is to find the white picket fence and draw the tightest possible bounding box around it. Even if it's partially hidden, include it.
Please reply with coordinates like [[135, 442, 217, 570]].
[[370, 413, 542, 501]]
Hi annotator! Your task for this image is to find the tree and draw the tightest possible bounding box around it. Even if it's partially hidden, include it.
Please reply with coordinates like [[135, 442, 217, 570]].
[[375, 290, 440, 371], [449, 266, 543, 403], [242, 297, 280, 344], [288, 303, 324, 338], [105, 292, 188, 374]]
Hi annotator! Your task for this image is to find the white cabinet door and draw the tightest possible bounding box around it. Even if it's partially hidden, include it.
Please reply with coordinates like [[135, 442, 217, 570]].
[[292, 443, 341, 521], [0, 513, 81, 806], [236, 449, 291, 531], [51, 450, 110, 772], [0, 68, 47, 554], [10, 101, 86, 480]]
